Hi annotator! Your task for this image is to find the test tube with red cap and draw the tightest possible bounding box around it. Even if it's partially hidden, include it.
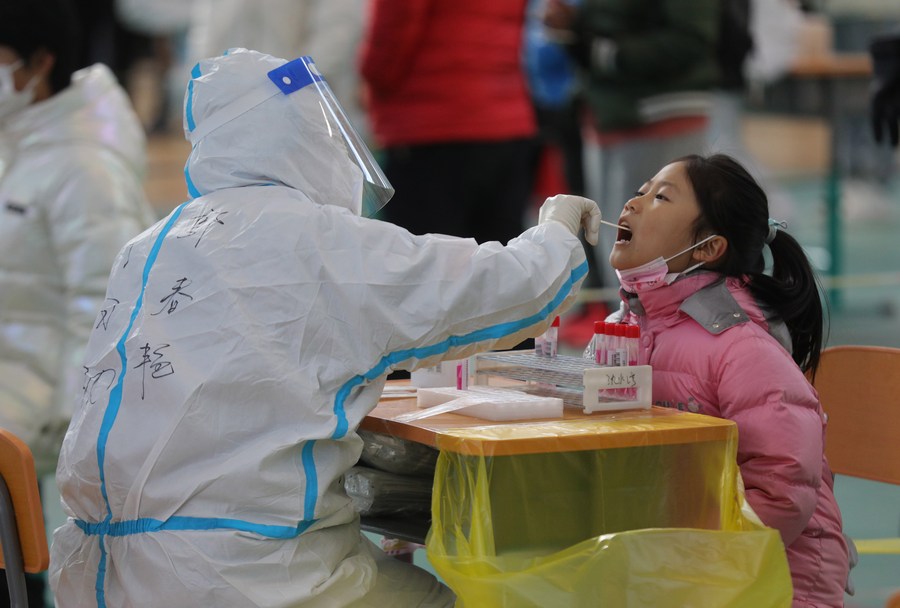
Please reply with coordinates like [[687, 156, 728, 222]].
[[627, 325, 640, 365], [546, 316, 560, 357], [609, 324, 625, 366], [595, 322, 609, 366], [583, 320, 603, 362], [536, 316, 560, 358]]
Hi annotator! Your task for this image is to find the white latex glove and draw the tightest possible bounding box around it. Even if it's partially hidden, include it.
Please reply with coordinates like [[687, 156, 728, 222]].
[[537, 194, 601, 245]]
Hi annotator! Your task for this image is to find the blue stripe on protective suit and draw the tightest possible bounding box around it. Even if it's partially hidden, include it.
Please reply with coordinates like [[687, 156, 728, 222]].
[[85, 199, 318, 607], [76, 516, 313, 540], [185, 63, 201, 133], [184, 164, 202, 199], [92, 201, 189, 607], [96, 202, 189, 517], [329, 259, 589, 439], [301, 441, 319, 521], [184, 63, 203, 199]]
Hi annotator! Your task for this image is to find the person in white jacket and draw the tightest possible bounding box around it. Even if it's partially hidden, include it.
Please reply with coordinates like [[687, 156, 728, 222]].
[[50, 48, 600, 607], [0, 0, 155, 477], [185, 0, 369, 138]]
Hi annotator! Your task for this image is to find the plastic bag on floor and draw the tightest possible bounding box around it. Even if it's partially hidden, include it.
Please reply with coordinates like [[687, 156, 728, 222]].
[[344, 465, 432, 517], [358, 429, 438, 477]]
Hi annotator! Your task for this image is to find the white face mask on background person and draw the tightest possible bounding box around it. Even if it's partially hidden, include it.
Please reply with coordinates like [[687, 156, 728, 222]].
[[0, 61, 38, 122], [615, 234, 718, 294]]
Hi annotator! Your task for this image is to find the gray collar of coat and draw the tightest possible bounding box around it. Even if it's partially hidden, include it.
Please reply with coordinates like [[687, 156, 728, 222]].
[[622, 277, 793, 355]]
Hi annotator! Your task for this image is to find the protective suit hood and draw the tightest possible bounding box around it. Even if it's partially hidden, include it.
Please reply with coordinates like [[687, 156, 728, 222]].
[[1, 64, 146, 178], [183, 48, 370, 215]]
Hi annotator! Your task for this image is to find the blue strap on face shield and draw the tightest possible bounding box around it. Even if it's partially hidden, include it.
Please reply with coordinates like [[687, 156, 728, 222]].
[[267, 56, 323, 95]]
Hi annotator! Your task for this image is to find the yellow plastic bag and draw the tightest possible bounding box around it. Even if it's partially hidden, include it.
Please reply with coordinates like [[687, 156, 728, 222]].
[[425, 419, 792, 607]]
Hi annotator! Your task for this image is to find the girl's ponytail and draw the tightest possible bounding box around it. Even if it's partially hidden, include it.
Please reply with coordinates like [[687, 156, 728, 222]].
[[748, 229, 826, 376]]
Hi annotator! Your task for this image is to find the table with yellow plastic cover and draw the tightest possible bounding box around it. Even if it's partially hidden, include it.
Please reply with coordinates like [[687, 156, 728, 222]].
[[360, 386, 794, 607]]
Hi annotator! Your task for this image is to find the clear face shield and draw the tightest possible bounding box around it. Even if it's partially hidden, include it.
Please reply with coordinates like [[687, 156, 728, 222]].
[[267, 57, 394, 218]]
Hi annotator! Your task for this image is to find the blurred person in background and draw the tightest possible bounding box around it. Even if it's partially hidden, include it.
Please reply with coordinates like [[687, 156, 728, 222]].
[[72, 0, 158, 83], [186, 0, 369, 139], [112, 0, 368, 137], [69, 0, 169, 131], [706, 0, 804, 226], [524, 0, 607, 346], [543, 0, 719, 346], [708, 0, 753, 152], [187, 0, 307, 67], [524, 0, 585, 201], [870, 30, 900, 148], [113, 0, 196, 133], [359, 0, 537, 246], [0, 0, 155, 603]]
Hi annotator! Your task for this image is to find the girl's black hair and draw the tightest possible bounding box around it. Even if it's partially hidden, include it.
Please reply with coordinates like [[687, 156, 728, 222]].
[[0, 0, 81, 94], [678, 153, 827, 376]]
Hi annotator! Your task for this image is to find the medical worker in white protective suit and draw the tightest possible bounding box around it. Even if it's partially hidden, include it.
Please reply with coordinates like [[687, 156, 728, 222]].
[[51, 49, 600, 608]]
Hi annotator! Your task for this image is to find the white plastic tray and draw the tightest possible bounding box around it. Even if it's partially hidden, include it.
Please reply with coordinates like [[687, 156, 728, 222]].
[[473, 352, 652, 414]]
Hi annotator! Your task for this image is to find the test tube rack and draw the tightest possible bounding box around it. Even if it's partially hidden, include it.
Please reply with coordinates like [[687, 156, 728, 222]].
[[473, 351, 652, 414]]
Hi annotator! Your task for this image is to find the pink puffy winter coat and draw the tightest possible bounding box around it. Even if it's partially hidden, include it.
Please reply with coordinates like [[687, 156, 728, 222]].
[[616, 271, 849, 607]]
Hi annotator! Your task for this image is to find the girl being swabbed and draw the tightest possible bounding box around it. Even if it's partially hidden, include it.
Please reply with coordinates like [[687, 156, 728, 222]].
[[608, 153, 850, 607]]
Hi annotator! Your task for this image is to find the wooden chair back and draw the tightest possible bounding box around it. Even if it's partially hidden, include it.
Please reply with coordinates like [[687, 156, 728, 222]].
[[0, 427, 49, 573], [813, 346, 900, 485]]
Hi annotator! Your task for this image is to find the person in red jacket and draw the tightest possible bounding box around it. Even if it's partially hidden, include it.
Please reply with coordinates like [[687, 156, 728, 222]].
[[359, 0, 537, 246]]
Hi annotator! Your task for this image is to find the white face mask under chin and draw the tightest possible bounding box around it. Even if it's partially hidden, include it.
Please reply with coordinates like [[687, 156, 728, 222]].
[[0, 61, 37, 123], [616, 234, 718, 294]]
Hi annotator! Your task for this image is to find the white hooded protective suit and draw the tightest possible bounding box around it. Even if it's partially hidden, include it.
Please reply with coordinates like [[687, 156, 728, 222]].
[[51, 50, 589, 607], [0, 63, 155, 475]]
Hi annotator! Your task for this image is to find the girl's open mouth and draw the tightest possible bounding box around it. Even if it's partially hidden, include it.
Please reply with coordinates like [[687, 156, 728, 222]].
[[615, 221, 632, 245]]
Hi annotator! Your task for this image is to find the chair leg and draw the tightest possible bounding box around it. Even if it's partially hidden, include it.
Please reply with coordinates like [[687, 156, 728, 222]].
[[0, 476, 28, 608]]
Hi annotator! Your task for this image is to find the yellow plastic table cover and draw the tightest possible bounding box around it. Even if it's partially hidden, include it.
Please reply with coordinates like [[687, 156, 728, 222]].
[[423, 415, 793, 607]]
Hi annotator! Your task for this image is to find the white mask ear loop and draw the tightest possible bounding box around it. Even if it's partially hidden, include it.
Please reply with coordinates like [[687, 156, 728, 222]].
[[0, 60, 38, 92], [0, 61, 39, 123], [662, 233, 719, 265], [0, 61, 23, 91], [662, 233, 718, 281]]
